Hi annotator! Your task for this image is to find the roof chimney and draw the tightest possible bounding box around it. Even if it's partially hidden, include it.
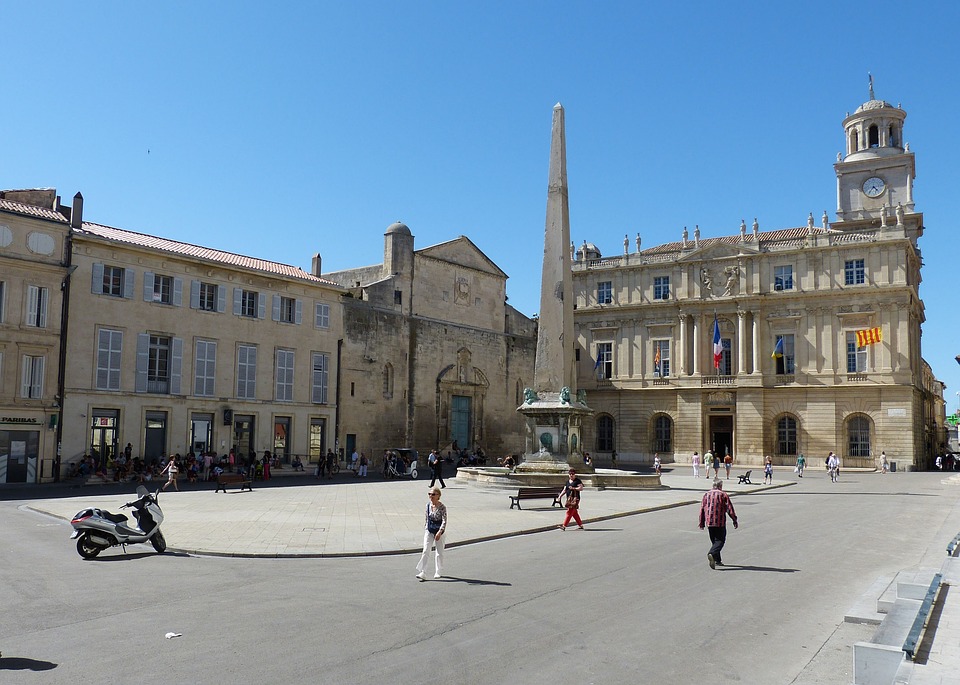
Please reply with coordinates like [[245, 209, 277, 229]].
[[70, 192, 84, 229], [311, 253, 322, 277]]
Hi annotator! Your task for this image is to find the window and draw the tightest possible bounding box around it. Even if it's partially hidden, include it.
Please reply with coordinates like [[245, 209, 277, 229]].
[[312, 352, 329, 404], [597, 281, 612, 305], [194, 340, 217, 397], [777, 416, 798, 456], [718, 339, 732, 376], [868, 124, 879, 148], [595, 342, 613, 380], [654, 276, 670, 300], [191, 282, 221, 312], [96, 329, 123, 391], [237, 289, 261, 318], [21, 355, 44, 398], [597, 415, 614, 452], [847, 415, 871, 457], [654, 415, 672, 453], [26, 285, 48, 327], [382, 363, 393, 399], [774, 265, 793, 291], [148, 335, 171, 394], [774, 334, 795, 374], [654, 339, 671, 377], [315, 302, 330, 329], [844, 259, 865, 286], [846, 332, 867, 373], [237, 345, 257, 399], [148, 274, 174, 304], [394, 290, 403, 305], [272, 295, 301, 324], [102, 265, 125, 297], [275, 349, 295, 401], [0, 280, 5, 322]]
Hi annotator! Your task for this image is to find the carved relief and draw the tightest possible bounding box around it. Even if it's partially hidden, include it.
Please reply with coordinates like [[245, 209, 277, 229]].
[[454, 276, 470, 304]]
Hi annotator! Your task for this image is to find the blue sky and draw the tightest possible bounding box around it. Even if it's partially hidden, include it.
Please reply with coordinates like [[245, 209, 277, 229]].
[[5, 2, 960, 415]]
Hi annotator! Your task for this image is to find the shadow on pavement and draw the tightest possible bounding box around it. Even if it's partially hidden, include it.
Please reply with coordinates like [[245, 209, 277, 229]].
[[0, 657, 58, 671], [718, 564, 800, 573]]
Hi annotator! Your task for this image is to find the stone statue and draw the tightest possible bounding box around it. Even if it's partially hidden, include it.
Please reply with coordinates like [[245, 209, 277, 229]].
[[523, 387, 537, 405], [701, 267, 714, 295], [559, 386, 571, 405], [740, 219, 747, 241], [694, 225, 700, 247], [682, 226, 689, 249], [723, 266, 739, 296], [576, 389, 587, 405], [822, 211, 829, 229], [624, 234, 629, 255], [635, 233, 641, 252], [896, 202, 904, 226], [752, 218, 759, 240]]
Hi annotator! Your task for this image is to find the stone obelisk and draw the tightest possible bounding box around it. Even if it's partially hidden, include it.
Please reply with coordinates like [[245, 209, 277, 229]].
[[517, 103, 593, 473]]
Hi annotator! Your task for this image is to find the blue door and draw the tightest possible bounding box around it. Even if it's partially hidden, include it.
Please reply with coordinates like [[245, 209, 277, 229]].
[[451, 396, 471, 449]]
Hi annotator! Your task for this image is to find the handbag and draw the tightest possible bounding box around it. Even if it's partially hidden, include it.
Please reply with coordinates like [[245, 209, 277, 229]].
[[565, 496, 579, 510]]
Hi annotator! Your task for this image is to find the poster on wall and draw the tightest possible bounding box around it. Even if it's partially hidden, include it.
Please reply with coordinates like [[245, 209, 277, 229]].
[[12, 440, 26, 464]]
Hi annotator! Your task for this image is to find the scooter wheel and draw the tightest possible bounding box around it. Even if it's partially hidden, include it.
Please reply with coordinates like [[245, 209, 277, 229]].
[[151, 530, 167, 554], [410, 469, 418, 479], [77, 534, 103, 559]]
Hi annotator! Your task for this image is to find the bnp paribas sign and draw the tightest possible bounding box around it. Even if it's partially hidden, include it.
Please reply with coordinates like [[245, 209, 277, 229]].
[[0, 417, 42, 425]]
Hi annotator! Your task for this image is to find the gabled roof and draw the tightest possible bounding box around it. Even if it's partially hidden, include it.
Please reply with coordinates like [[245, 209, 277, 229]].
[[75, 222, 343, 288], [417, 235, 508, 278], [0, 197, 69, 223]]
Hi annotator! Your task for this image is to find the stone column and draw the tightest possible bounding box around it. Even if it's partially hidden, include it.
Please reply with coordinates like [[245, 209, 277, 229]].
[[692, 317, 700, 375], [678, 312, 687, 376], [751, 312, 760, 374], [737, 310, 747, 374]]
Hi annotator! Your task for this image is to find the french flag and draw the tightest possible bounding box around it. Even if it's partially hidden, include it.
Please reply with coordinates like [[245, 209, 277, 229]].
[[712, 316, 722, 369]]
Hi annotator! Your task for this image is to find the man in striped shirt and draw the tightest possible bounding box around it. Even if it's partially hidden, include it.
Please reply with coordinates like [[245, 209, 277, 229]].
[[698, 479, 738, 569]]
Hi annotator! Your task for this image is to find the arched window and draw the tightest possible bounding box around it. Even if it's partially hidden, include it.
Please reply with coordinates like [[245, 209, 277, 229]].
[[888, 125, 898, 147], [654, 414, 672, 453], [847, 414, 871, 457], [849, 129, 859, 153], [596, 415, 614, 452], [382, 363, 394, 399], [868, 124, 880, 148], [777, 415, 798, 456]]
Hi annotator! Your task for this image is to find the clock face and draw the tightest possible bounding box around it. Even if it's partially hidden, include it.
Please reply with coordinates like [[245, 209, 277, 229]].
[[862, 176, 886, 198]]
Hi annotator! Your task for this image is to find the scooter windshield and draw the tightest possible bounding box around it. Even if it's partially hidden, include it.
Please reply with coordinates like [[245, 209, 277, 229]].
[[136, 485, 149, 500]]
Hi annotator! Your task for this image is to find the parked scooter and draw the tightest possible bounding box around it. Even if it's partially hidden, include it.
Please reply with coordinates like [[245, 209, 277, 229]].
[[70, 485, 166, 559]]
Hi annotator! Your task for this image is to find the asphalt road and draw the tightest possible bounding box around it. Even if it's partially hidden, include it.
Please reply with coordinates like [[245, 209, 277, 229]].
[[2, 471, 959, 685]]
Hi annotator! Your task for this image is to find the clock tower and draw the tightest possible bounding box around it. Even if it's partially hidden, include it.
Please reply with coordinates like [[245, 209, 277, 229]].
[[834, 78, 915, 224]]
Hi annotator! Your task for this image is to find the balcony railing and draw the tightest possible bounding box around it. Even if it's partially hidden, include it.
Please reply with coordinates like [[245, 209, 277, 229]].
[[775, 374, 795, 385], [702, 375, 735, 386]]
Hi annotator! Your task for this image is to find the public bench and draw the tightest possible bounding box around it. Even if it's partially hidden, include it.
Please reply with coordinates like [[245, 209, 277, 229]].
[[215, 474, 253, 493], [509, 487, 563, 510], [737, 470, 753, 485]]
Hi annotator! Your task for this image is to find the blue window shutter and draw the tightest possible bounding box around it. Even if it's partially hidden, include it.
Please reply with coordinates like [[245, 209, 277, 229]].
[[123, 269, 135, 299], [272, 294, 281, 322], [258, 293, 266, 319], [143, 272, 154, 301], [216, 285, 226, 313], [190, 281, 201, 309], [173, 278, 183, 307], [233, 287, 242, 315], [91, 263, 103, 294], [295, 300, 303, 325], [170, 337, 183, 395], [136, 333, 149, 393]]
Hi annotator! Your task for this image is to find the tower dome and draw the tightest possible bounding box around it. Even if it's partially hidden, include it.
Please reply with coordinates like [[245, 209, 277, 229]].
[[385, 221, 411, 236], [842, 79, 906, 162]]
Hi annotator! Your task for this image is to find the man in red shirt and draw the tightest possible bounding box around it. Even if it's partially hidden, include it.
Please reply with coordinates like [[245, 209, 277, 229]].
[[698, 479, 738, 569]]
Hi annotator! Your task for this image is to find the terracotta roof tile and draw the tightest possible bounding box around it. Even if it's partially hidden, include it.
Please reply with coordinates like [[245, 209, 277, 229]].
[[76, 222, 342, 287], [0, 198, 69, 223], [641, 226, 828, 255]]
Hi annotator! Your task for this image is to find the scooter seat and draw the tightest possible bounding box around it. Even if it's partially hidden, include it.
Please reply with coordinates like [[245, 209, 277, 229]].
[[102, 511, 129, 524]]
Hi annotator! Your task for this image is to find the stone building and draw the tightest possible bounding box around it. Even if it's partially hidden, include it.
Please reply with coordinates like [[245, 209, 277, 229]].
[[322, 222, 536, 462], [0, 189, 75, 482], [58, 220, 346, 473], [572, 88, 942, 470]]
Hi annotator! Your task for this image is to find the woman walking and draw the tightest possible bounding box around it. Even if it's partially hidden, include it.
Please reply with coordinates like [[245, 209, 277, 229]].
[[416, 486, 447, 580], [796, 453, 806, 478], [558, 468, 585, 531], [763, 455, 773, 484], [160, 455, 179, 491]]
